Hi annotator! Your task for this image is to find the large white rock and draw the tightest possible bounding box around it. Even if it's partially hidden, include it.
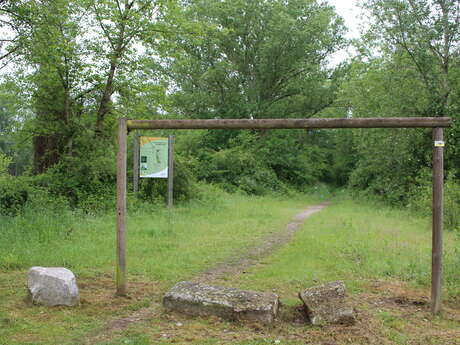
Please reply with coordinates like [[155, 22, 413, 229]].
[[27, 267, 79, 307]]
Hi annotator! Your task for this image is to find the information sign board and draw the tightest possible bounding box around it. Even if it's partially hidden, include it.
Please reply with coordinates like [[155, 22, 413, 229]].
[[139, 137, 168, 178]]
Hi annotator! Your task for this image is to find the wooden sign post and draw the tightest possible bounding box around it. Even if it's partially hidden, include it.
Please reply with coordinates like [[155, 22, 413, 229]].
[[116, 117, 127, 296], [133, 133, 140, 193], [432, 127, 444, 314], [167, 135, 174, 208]]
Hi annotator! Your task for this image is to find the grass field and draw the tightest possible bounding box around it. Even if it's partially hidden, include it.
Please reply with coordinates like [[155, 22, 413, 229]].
[[0, 192, 459, 344]]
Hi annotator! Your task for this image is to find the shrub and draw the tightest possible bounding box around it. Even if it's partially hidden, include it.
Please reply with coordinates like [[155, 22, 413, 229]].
[[31, 138, 117, 212], [0, 152, 11, 175], [0, 174, 72, 217], [196, 145, 279, 194], [0, 176, 30, 216], [407, 169, 460, 230], [138, 153, 198, 204], [187, 130, 330, 195]]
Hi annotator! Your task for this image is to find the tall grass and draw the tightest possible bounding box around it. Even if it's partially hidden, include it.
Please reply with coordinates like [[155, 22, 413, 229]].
[[2, 187, 457, 299], [236, 197, 460, 301], [0, 188, 325, 284]]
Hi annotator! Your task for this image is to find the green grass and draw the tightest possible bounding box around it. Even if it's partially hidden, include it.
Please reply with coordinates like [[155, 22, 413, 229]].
[[1, 192, 459, 345], [0, 191, 323, 283], [0, 191, 325, 344], [229, 197, 460, 299]]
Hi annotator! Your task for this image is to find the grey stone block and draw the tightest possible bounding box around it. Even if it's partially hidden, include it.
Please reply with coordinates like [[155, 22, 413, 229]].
[[298, 280, 355, 325], [163, 281, 279, 323]]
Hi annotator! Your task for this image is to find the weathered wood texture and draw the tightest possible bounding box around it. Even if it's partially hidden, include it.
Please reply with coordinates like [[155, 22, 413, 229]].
[[432, 127, 444, 314], [127, 117, 451, 130], [116, 117, 128, 296], [167, 135, 174, 208], [133, 133, 139, 193]]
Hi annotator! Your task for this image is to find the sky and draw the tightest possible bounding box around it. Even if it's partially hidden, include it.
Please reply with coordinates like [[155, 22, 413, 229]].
[[326, 0, 364, 65]]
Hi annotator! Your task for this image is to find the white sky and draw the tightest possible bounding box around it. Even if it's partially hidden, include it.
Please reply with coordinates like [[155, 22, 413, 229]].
[[327, 0, 364, 65]]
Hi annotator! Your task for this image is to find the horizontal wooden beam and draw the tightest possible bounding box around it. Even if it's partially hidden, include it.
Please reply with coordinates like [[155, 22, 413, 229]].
[[127, 117, 451, 130]]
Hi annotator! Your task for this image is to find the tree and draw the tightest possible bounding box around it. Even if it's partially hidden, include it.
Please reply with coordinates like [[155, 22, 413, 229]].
[[153, 0, 346, 192], [163, 0, 346, 120], [362, 0, 460, 117], [88, 0, 165, 136], [1, 0, 168, 173], [330, 0, 460, 204]]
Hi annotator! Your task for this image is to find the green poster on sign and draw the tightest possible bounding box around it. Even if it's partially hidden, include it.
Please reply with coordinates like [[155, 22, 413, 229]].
[[139, 137, 169, 178]]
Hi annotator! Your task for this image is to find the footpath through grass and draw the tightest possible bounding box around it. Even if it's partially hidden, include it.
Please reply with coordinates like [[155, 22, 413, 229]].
[[0, 191, 323, 282], [102, 197, 460, 345], [1, 192, 459, 345], [232, 197, 460, 299], [0, 191, 323, 345]]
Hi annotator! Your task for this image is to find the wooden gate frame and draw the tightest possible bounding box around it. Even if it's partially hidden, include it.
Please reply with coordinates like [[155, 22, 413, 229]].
[[116, 117, 451, 314]]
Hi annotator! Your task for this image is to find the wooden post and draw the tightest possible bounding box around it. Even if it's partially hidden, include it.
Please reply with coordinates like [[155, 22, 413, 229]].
[[127, 117, 451, 130], [116, 117, 128, 296], [133, 133, 139, 193], [167, 135, 174, 208], [432, 127, 444, 314]]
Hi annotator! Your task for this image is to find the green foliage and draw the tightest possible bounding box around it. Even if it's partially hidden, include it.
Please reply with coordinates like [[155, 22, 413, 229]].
[[0, 176, 29, 216], [0, 152, 12, 175], [347, 128, 430, 204], [326, 0, 460, 220], [333, 35, 460, 211], [407, 169, 460, 231], [0, 174, 71, 217], [164, 0, 345, 119], [362, 0, 459, 117], [1, 0, 459, 225], [204, 146, 280, 194], [177, 129, 332, 195], [138, 152, 198, 203], [33, 139, 117, 212]]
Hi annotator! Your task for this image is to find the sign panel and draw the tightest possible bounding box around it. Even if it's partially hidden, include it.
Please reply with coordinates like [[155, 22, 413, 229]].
[[139, 137, 168, 178]]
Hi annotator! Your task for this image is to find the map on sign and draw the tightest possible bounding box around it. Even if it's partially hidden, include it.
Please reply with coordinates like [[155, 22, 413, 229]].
[[139, 137, 168, 178]]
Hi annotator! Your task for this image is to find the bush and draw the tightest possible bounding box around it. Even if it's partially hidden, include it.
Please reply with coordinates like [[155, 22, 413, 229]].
[[31, 136, 117, 212], [407, 169, 460, 230], [0, 176, 30, 216], [185, 130, 329, 195], [202, 146, 280, 194], [138, 153, 198, 204], [0, 152, 11, 175], [0, 174, 72, 217]]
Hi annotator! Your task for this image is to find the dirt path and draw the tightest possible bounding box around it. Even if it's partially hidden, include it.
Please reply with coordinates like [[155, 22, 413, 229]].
[[82, 202, 329, 344], [193, 202, 329, 284]]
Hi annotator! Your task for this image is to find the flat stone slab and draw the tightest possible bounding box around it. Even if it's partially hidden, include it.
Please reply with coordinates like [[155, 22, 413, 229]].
[[163, 281, 279, 323], [298, 280, 355, 326], [27, 267, 79, 307]]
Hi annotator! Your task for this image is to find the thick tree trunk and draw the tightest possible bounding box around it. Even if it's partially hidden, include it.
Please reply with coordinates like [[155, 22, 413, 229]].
[[33, 134, 61, 174]]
